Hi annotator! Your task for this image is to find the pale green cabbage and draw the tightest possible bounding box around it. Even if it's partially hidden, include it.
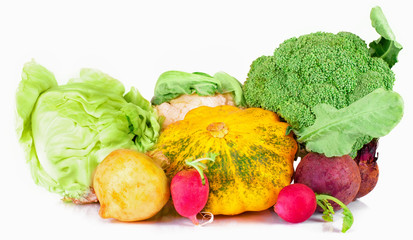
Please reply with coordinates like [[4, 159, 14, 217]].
[[16, 61, 161, 200]]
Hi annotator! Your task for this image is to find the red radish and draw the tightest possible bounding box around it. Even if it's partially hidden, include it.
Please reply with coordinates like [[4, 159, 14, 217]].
[[171, 170, 209, 224], [274, 183, 317, 223], [274, 183, 354, 233], [170, 153, 217, 225]]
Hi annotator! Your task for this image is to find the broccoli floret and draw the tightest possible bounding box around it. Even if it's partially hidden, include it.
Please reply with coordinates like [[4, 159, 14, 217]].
[[243, 32, 395, 155]]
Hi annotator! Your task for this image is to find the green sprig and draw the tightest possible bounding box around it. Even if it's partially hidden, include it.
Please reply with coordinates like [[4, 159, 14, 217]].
[[185, 153, 218, 185], [316, 194, 354, 233]]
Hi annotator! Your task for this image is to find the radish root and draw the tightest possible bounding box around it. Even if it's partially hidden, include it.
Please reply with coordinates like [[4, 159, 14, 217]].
[[196, 212, 214, 226]]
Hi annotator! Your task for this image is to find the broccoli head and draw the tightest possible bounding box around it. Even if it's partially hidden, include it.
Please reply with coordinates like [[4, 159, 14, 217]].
[[244, 32, 395, 130], [243, 32, 396, 156]]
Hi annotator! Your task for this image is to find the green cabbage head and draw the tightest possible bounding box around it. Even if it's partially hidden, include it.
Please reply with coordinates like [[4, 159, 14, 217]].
[[16, 61, 161, 200]]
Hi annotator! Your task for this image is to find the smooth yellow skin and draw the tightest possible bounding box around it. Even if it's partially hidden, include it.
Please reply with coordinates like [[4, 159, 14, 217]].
[[93, 149, 170, 221]]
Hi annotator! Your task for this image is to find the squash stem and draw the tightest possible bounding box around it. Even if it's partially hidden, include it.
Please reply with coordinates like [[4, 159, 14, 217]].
[[185, 153, 218, 185]]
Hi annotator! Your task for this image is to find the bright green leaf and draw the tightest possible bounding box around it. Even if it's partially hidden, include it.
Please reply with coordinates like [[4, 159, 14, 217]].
[[296, 88, 403, 157], [369, 6, 403, 67]]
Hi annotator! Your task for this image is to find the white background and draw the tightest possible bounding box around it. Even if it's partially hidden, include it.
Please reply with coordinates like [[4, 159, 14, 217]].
[[1, 0, 412, 239]]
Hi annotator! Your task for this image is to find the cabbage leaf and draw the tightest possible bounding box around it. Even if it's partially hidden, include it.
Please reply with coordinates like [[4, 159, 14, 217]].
[[16, 61, 161, 199], [151, 70, 245, 106]]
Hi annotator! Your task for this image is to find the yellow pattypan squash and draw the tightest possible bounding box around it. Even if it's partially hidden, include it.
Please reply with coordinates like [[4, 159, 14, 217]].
[[152, 105, 297, 215]]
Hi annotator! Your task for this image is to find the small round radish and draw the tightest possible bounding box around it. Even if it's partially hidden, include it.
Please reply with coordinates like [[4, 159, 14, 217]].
[[170, 153, 217, 225], [274, 183, 317, 223], [274, 183, 354, 233], [171, 169, 209, 224]]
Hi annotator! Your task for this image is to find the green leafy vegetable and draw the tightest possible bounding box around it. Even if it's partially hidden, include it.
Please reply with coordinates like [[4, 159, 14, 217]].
[[213, 72, 245, 107], [296, 88, 403, 157], [316, 194, 354, 233], [369, 6, 402, 68], [15, 60, 161, 200], [243, 6, 402, 156], [151, 70, 245, 106]]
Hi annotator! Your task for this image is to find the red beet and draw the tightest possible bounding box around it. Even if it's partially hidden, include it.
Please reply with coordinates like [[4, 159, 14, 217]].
[[274, 183, 317, 223], [354, 139, 379, 199], [294, 152, 361, 211], [171, 169, 209, 225]]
